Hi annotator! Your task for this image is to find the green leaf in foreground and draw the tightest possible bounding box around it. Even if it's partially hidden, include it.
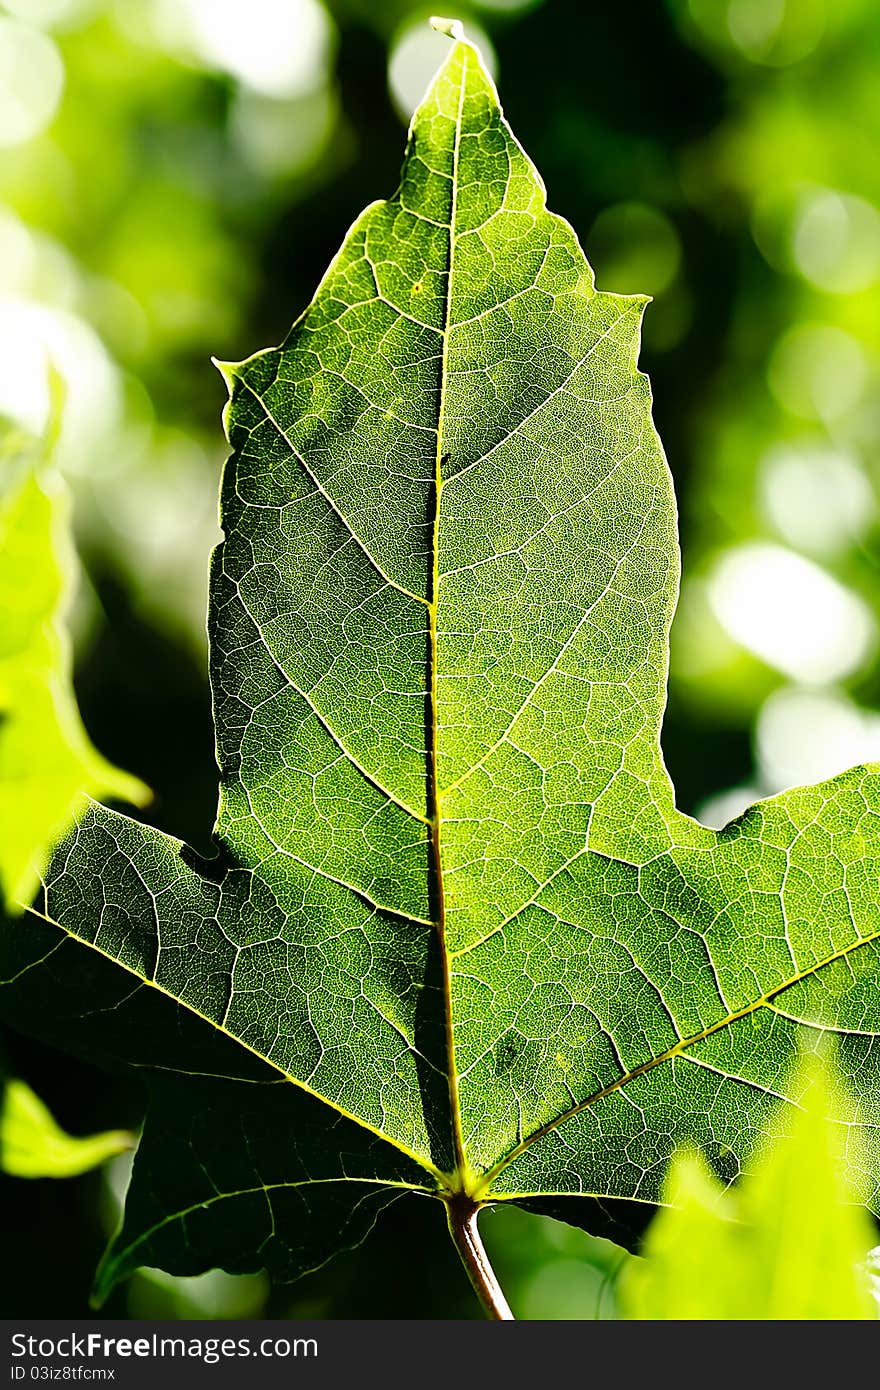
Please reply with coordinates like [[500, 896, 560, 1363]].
[[0, 1072, 132, 1179], [0, 423, 148, 909], [618, 1052, 877, 1320], [3, 22, 880, 1312]]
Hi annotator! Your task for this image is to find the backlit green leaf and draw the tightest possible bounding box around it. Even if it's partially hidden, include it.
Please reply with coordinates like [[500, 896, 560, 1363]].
[[3, 23, 880, 1304]]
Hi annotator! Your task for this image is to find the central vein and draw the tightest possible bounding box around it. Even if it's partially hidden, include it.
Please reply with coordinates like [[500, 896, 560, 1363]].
[[428, 48, 469, 1188]]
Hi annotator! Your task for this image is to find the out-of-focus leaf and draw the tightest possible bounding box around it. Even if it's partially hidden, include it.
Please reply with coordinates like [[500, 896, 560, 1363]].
[[619, 1050, 878, 1320], [0, 420, 148, 910], [0, 1073, 132, 1179]]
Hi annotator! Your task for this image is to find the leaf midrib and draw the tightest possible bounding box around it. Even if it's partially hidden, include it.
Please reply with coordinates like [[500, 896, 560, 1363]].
[[430, 44, 470, 1191]]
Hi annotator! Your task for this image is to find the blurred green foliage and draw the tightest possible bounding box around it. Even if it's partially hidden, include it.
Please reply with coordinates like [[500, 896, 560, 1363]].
[[0, 417, 146, 908], [1, 0, 878, 1318], [0, 1070, 131, 1180], [618, 1050, 878, 1320]]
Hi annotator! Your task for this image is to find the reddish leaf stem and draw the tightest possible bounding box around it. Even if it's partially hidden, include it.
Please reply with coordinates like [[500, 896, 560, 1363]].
[[446, 1195, 514, 1320]]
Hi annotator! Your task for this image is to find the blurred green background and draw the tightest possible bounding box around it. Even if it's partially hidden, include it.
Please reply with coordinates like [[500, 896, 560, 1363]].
[[1, 0, 879, 1318]]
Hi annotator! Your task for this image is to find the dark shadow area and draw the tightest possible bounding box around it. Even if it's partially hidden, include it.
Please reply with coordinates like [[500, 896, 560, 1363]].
[[75, 559, 219, 859]]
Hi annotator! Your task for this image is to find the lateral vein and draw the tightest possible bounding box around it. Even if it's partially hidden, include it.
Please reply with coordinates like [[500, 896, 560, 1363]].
[[478, 925, 880, 1191], [23, 899, 446, 1185], [235, 373, 430, 609]]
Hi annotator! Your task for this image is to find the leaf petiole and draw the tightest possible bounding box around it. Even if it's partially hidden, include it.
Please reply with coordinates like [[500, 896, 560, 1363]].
[[445, 1195, 514, 1320]]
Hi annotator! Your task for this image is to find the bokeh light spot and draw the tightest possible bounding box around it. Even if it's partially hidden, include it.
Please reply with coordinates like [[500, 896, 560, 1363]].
[[0, 298, 119, 464], [759, 443, 874, 558], [588, 203, 681, 298], [708, 543, 874, 684], [757, 687, 880, 792], [154, 0, 332, 97], [231, 85, 337, 178], [0, 18, 64, 148], [791, 187, 880, 294], [726, 0, 785, 59], [768, 324, 867, 423], [1, 0, 96, 27], [689, 0, 825, 64]]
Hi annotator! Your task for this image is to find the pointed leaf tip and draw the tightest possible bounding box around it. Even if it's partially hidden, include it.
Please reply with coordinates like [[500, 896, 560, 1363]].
[[430, 16, 465, 41], [212, 357, 240, 396]]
